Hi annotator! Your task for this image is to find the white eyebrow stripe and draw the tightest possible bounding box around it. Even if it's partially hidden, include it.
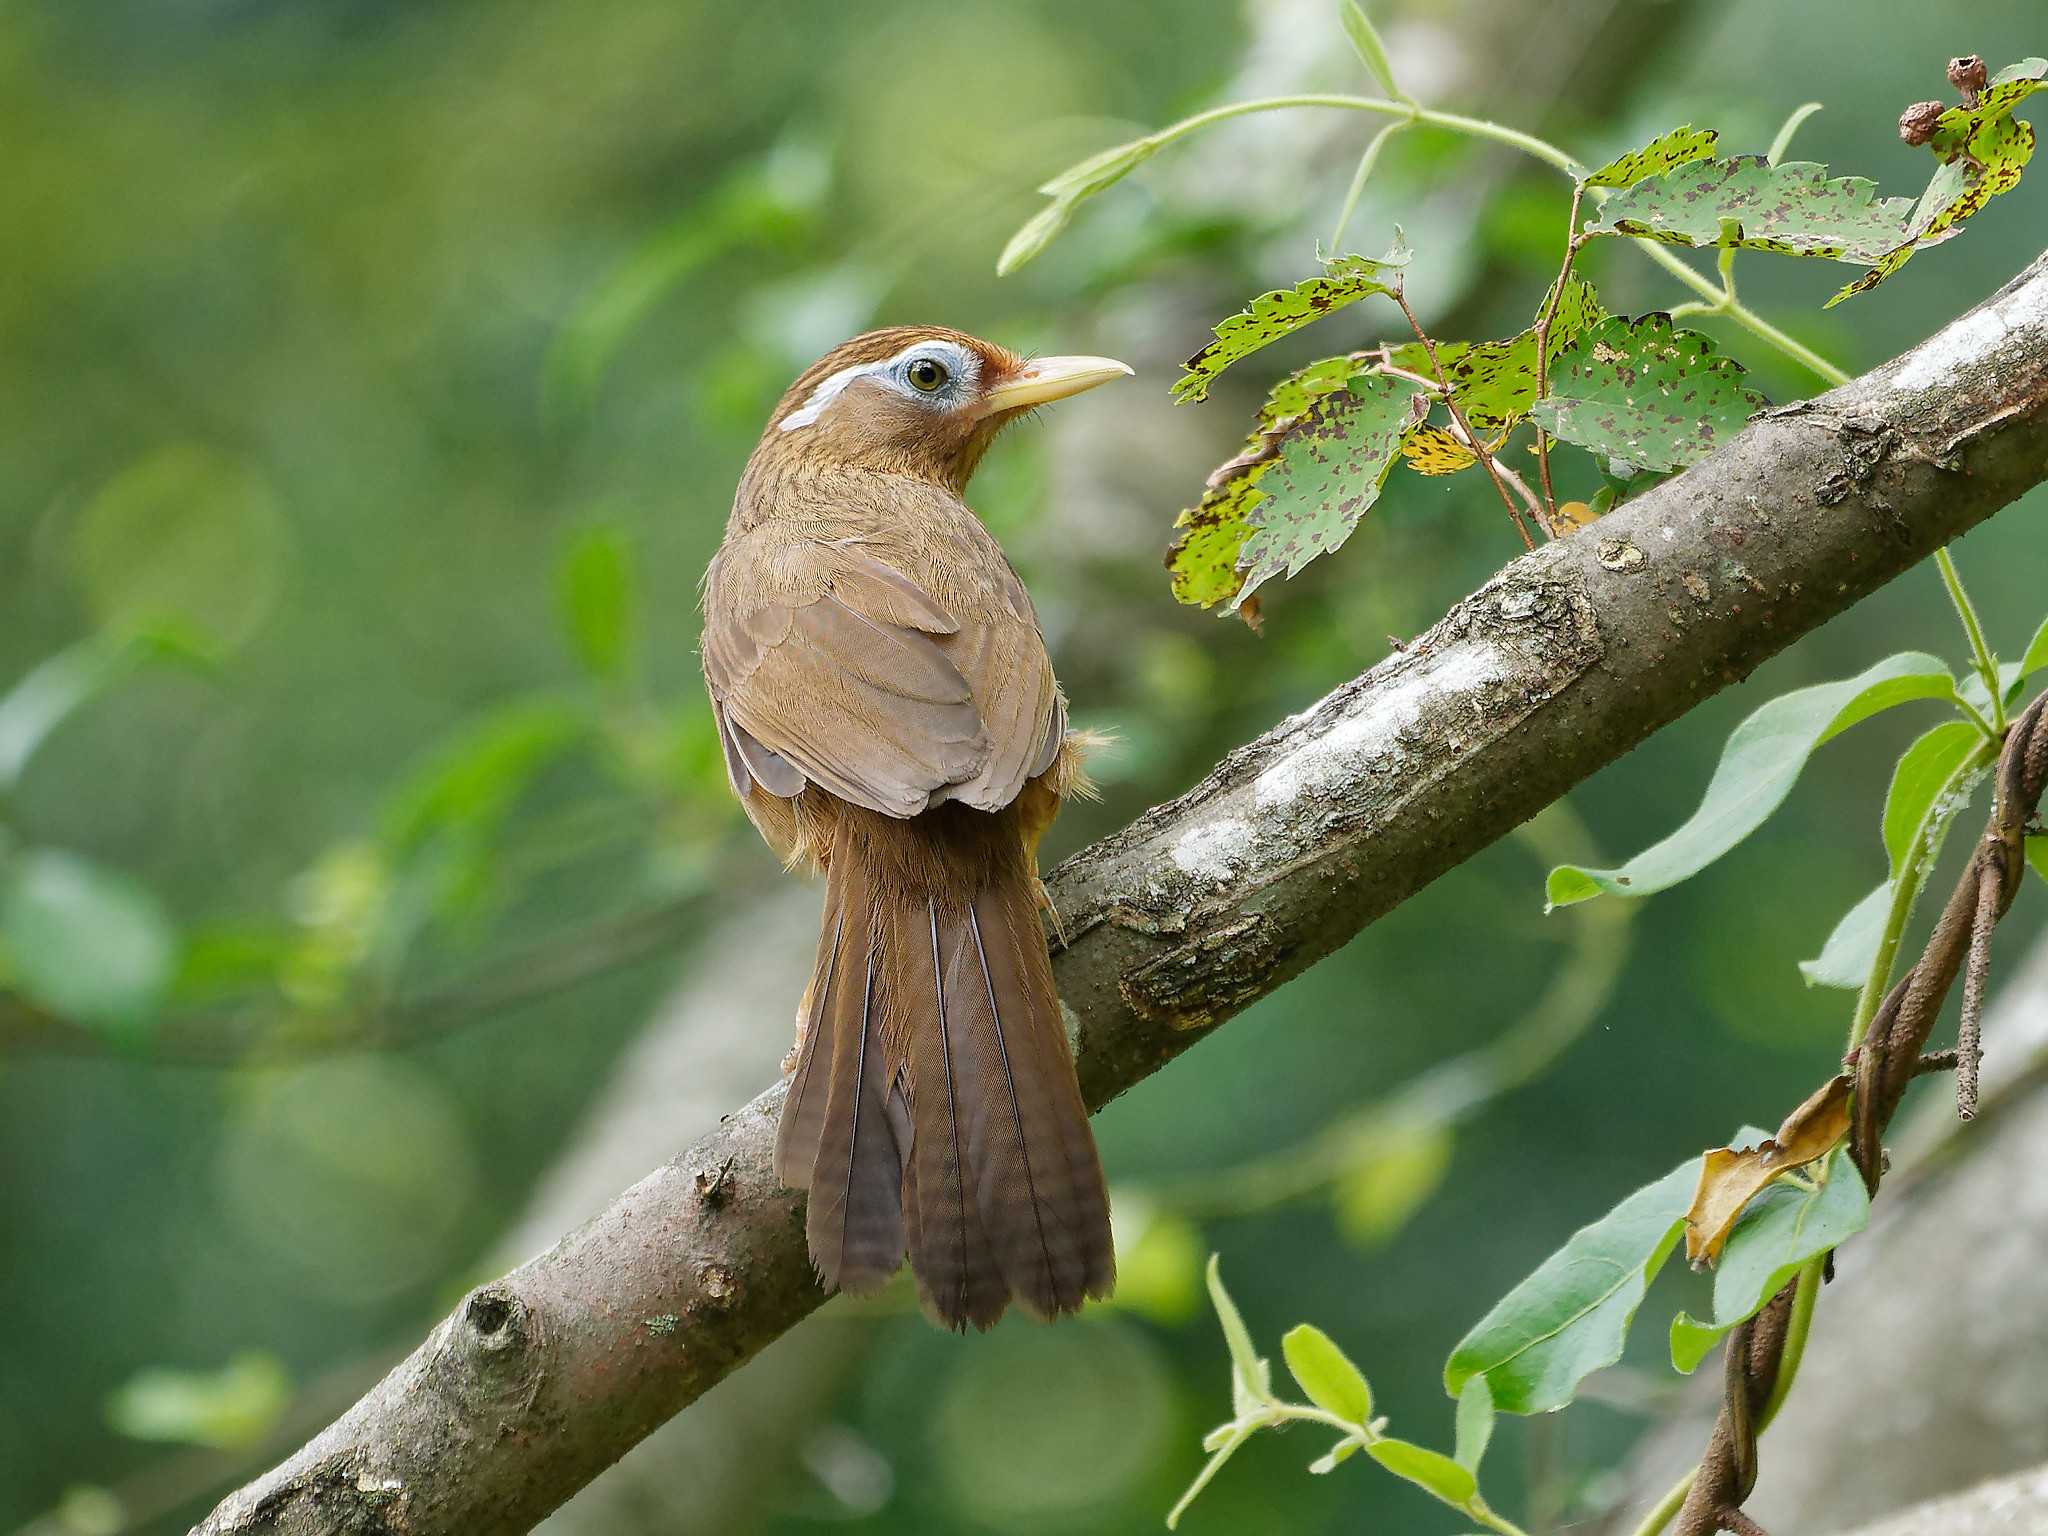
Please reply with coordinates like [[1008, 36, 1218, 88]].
[[778, 360, 881, 432], [777, 339, 977, 432]]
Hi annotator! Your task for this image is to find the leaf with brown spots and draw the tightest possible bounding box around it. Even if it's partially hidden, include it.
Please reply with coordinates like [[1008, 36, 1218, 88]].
[[1166, 354, 1372, 613], [1400, 424, 1478, 475], [1233, 375, 1429, 608], [1582, 157, 1917, 262], [1682, 1075, 1851, 1266], [1530, 314, 1765, 474], [1830, 57, 2046, 306], [1173, 245, 1410, 404], [1386, 272, 1605, 435], [1581, 125, 1720, 190]]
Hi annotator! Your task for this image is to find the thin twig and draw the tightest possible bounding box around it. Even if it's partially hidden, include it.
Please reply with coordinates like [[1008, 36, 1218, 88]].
[[1532, 183, 1587, 525], [1389, 291, 1536, 549]]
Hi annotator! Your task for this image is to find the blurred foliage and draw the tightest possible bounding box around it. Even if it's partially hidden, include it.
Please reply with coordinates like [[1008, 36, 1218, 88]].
[[3, 2, 2047, 1535]]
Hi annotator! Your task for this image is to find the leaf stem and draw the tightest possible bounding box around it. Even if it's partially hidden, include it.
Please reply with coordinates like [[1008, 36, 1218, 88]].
[[1532, 185, 1586, 522], [1936, 550, 2007, 731], [1331, 120, 1415, 250], [1133, 93, 1583, 176], [1390, 293, 1539, 547]]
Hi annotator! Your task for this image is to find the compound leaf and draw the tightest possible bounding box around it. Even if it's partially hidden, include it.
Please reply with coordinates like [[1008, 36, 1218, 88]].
[[1387, 272, 1604, 434], [1582, 125, 1720, 190], [1167, 354, 1368, 612], [1233, 374, 1428, 607], [1174, 245, 1410, 404], [1531, 314, 1765, 473], [1582, 157, 1916, 263]]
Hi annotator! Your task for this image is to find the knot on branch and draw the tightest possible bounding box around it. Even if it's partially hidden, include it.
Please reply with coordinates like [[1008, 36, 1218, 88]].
[[1677, 693, 2048, 1536], [426, 1282, 549, 1419]]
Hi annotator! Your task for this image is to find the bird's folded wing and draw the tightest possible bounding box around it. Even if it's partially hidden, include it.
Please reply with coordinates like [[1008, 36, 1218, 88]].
[[705, 544, 1058, 818]]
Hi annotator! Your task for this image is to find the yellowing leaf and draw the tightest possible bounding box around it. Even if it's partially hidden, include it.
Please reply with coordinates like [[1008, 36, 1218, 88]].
[[1554, 500, 1599, 528], [1166, 354, 1369, 614], [1174, 246, 1410, 404], [1683, 1075, 1851, 1266], [1582, 125, 1719, 190], [1386, 272, 1604, 435], [1832, 58, 2047, 306], [1401, 424, 1478, 475]]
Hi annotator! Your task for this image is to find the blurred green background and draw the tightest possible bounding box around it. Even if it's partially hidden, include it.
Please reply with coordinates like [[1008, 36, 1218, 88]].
[[4, 2, 2045, 1532]]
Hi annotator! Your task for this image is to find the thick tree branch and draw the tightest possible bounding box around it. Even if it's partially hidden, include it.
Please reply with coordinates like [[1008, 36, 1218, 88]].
[[197, 250, 2048, 1536]]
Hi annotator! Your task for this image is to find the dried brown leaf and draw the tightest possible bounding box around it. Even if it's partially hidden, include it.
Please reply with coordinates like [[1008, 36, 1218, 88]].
[[1683, 1074, 1852, 1265]]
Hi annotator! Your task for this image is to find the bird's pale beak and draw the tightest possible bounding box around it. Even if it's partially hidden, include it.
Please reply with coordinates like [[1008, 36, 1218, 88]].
[[976, 355, 1134, 416]]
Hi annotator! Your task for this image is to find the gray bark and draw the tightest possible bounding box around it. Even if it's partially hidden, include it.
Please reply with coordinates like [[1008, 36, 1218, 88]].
[[195, 250, 2048, 1536], [505, 888, 872, 1536]]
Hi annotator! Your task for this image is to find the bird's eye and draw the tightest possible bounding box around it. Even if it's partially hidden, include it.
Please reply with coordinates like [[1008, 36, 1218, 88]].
[[905, 356, 950, 393]]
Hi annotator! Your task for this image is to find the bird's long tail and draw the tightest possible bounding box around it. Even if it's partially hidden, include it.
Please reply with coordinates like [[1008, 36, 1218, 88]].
[[774, 801, 1113, 1329]]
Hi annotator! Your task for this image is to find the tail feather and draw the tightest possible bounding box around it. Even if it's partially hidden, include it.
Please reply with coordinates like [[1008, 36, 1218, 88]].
[[777, 803, 1113, 1328], [774, 905, 843, 1188], [800, 928, 908, 1296]]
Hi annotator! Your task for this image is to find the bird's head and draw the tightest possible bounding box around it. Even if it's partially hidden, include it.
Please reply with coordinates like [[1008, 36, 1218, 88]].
[[756, 326, 1131, 492]]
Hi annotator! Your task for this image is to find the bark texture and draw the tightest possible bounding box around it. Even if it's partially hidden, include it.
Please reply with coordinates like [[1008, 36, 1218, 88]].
[[197, 250, 2048, 1535]]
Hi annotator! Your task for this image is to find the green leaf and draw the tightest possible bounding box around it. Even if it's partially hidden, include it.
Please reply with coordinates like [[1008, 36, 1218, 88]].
[[1167, 355, 1374, 611], [1669, 1146, 1868, 1373], [1453, 1376, 1494, 1472], [558, 525, 638, 681], [1582, 126, 1719, 190], [1282, 1324, 1373, 1425], [1444, 1157, 1696, 1414], [1805, 722, 1993, 988], [1546, 652, 1955, 907], [1173, 244, 1411, 405], [2020, 614, 2048, 681], [1387, 271, 1605, 434], [1206, 1255, 1270, 1409], [1338, 0, 1405, 102], [1582, 157, 1916, 263], [1530, 314, 1765, 473], [1882, 720, 1985, 874], [2, 849, 176, 1041], [1366, 1438, 1477, 1506], [2028, 836, 2048, 885], [1233, 374, 1428, 607], [1798, 882, 1887, 990], [106, 1351, 289, 1451]]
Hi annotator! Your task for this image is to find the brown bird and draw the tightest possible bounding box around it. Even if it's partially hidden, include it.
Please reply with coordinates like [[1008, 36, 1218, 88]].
[[700, 327, 1131, 1329]]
